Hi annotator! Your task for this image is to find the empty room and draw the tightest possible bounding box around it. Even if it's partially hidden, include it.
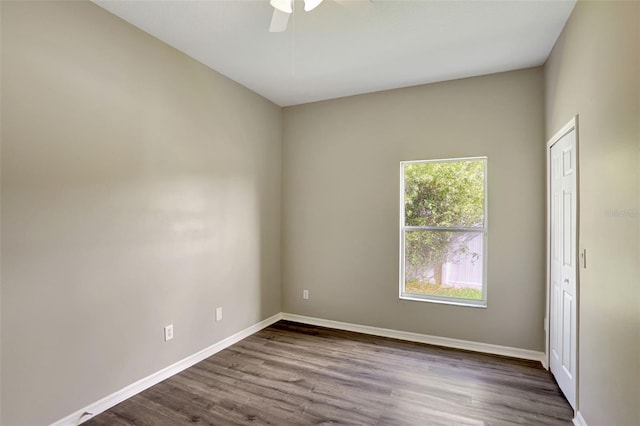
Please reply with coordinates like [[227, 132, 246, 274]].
[[1, 0, 638, 425]]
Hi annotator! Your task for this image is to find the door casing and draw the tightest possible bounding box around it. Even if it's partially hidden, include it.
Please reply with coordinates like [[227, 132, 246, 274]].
[[545, 115, 580, 410]]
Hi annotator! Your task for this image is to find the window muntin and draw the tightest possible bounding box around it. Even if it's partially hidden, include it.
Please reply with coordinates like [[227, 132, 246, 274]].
[[400, 158, 487, 307]]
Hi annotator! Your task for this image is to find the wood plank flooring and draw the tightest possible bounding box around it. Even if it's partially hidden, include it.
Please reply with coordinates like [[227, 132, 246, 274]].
[[85, 321, 573, 425]]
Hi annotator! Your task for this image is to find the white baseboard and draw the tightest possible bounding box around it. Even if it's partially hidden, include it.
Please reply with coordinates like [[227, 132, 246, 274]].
[[573, 411, 587, 426], [281, 313, 545, 364], [51, 311, 546, 425], [51, 313, 283, 426], [541, 356, 549, 370]]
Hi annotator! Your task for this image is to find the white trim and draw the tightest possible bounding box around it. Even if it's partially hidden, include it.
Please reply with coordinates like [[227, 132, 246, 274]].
[[573, 411, 587, 426], [281, 313, 545, 364], [50, 313, 283, 426], [545, 116, 578, 370], [398, 294, 487, 309], [545, 115, 580, 409], [540, 355, 549, 370], [51, 312, 548, 425], [399, 157, 489, 308], [547, 117, 578, 151]]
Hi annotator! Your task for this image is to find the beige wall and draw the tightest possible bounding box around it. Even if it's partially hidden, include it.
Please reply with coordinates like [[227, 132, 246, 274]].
[[282, 68, 546, 351], [4, 0, 637, 424], [545, 1, 640, 424], [0, 2, 282, 425]]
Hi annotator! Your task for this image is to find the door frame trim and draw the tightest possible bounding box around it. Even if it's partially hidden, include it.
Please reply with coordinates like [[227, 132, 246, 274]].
[[545, 115, 580, 411]]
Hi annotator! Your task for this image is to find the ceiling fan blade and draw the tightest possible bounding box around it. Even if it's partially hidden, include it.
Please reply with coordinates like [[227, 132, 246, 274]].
[[304, 0, 323, 12], [269, 8, 290, 32], [270, 0, 293, 14]]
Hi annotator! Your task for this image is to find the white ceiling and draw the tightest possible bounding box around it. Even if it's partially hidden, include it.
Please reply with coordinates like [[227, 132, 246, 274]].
[[92, 0, 576, 107]]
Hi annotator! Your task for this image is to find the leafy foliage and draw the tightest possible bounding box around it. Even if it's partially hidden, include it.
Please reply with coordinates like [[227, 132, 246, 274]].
[[403, 159, 485, 289], [404, 160, 484, 228]]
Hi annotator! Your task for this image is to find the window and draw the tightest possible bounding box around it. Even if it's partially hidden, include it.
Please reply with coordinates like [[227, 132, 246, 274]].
[[400, 157, 487, 307]]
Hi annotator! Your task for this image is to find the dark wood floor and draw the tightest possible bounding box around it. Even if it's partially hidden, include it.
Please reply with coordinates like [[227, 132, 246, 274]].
[[86, 321, 573, 425]]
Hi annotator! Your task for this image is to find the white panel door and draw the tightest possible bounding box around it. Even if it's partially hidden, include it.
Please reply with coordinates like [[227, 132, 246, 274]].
[[550, 127, 577, 408]]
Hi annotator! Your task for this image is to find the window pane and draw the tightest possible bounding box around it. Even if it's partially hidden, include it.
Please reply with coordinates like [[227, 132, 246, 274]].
[[404, 230, 483, 300], [404, 159, 485, 228]]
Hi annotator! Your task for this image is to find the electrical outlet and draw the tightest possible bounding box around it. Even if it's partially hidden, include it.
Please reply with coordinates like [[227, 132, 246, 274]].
[[303, 290, 309, 300], [164, 324, 174, 342], [216, 307, 223, 321]]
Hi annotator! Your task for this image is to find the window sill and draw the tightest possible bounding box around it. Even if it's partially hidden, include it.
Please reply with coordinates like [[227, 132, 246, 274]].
[[400, 294, 487, 309]]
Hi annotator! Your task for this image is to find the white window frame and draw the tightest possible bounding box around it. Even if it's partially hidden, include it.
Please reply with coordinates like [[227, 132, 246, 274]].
[[399, 157, 488, 308]]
